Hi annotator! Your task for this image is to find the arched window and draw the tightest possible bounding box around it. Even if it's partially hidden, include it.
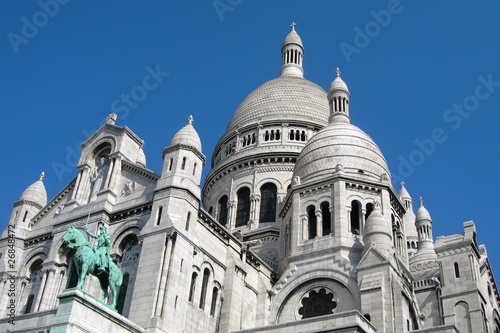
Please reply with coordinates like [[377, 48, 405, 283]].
[[307, 205, 317, 239], [168, 157, 174, 171], [210, 287, 219, 316], [181, 157, 186, 170], [185, 212, 191, 231], [192, 162, 197, 176], [24, 294, 34, 314], [321, 202, 331, 236], [188, 272, 198, 303], [259, 183, 277, 223], [156, 206, 163, 226], [235, 188, 251, 227], [350, 200, 361, 235], [218, 196, 228, 226], [301, 131, 306, 141], [365, 203, 374, 219], [116, 273, 130, 315], [454, 262, 460, 278], [199, 268, 210, 309], [22, 210, 28, 222]]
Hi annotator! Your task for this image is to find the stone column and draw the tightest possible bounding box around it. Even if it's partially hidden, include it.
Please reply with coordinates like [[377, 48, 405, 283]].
[[15, 278, 28, 313], [228, 200, 237, 231], [250, 194, 260, 230], [52, 269, 66, 308], [301, 216, 308, 240], [70, 169, 83, 200], [33, 269, 48, 312], [75, 166, 91, 204], [108, 155, 123, 190], [281, 124, 289, 144], [38, 268, 56, 311], [104, 158, 115, 189], [315, 210, 322, 238], [0, 277, 7, 317], [154, 232, 176, 318]]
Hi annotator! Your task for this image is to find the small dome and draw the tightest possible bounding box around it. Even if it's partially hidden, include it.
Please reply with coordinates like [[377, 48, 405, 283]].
[[19, 172, 47, 208], [169, 116, 202, 153], [136, 147, 146, 167], [329, 69, 349, 93], [399, 182, 411, 201], [293, 123, 390, 183], [363, 204, 387, 236], [416, 197, 432, 221], [283, 29, 303, 47], [363, 203, 392, 255]]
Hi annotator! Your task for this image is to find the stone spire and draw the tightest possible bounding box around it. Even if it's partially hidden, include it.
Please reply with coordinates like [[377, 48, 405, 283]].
[[7, 172, 48, 230], [280, 22, 304, 78], [410, 197, 437, 264], [327, 68, 350, 124], [363, 202, 392, 257], [400, 182, 418, 258]]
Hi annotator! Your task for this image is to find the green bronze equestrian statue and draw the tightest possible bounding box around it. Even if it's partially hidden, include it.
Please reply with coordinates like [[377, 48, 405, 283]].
[[62, 225, 123, 310]]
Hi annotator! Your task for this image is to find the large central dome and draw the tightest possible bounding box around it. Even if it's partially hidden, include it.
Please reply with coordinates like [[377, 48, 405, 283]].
[[226, 76, 329, 132]]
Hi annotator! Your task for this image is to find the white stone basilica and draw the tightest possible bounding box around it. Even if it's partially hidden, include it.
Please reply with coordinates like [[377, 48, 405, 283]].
[[0, 25, 499, 333]]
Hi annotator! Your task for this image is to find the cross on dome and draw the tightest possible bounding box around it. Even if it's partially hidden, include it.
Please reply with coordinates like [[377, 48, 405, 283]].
[[419, 196, 424, 206], [188, 115, 193, 125], [290, 21, 297, 31], [335, 67, 341, 77], [39, 172, 45, 181]]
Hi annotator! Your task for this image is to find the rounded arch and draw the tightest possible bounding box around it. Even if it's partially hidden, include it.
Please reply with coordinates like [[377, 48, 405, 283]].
[[111, 224, 142, 255], [271, 270, 360, 324], [20, 251, 47, 277], [256, 178, 281, 191], [346, 194, 364, 205], [200, 261, 215, 277], [259, 182, 278, 223], [233, 182, 253, 193], [317, 195, 332, 206], [235, 186, 251, 227], [80, 138, 117, 165]]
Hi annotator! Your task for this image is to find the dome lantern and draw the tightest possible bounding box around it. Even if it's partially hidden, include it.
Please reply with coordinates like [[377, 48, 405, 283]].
[[280, 22, 304, 78], [328, 68, 351, 124]]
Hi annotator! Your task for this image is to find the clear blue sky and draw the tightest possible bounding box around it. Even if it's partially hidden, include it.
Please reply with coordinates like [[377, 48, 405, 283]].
[[1, 2, 499, 271]]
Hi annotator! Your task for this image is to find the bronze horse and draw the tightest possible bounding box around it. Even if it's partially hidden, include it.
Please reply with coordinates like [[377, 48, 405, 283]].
[[62, 226, 123, 310]]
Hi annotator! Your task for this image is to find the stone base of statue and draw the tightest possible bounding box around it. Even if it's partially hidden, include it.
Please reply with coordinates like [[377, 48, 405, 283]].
[[50, 288, 144, 333]]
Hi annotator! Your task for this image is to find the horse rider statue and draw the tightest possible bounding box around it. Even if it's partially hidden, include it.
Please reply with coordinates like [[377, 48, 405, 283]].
[[84, 225, 112, 274]]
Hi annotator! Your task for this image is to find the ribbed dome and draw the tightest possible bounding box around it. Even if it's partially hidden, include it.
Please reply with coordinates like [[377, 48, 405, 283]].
[[283, 29, 303, 47], [170, 116, 202, 153], [19, 173, 47, 207], [293, 123, 390, 183], [329, 71, 349, 93], [399, 182, 411, 201], [226, 76, 329, 132], [416, 198, 432, 221]]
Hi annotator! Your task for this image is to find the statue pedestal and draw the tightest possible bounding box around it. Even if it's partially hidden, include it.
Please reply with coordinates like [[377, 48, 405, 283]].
[[51, 288, 144, 333]]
